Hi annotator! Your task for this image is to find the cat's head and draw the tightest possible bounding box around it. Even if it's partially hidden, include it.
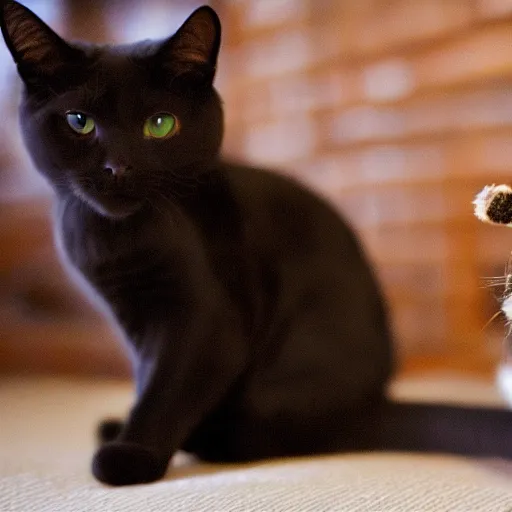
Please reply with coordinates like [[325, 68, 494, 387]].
[[0, 1, 223, 218]]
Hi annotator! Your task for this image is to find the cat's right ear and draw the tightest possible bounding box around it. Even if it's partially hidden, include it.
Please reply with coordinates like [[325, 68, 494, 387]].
[[0, 1, 85, 88], [157, 6, 221, 89]]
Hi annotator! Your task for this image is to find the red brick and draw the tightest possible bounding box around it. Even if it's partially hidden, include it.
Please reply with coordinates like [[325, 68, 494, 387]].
[[362, 58, 415, 102], [416, 25, 512, 89], [328, 87, 512, 144], [339, 186, 447, 228], [267, 72, 351, 116], [362, 226, 449, 263], [405, 88, 512, 135], [340, 0, 473, 55], [243, 31, 314, 78], [330, 106, 406, 143], [477, 227, 512, 265], [391, 301, 447, 353], [450, 133, 512, 176], [477, 0, 512, 18], [243, 114, 317, 165], [302, 144, 446, 195], [380, 265, 448, 298], [241, 0, 307, 28]]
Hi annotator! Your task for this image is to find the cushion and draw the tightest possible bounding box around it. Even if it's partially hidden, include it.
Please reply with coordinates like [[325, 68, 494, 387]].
[[1, 374, 511, 511]]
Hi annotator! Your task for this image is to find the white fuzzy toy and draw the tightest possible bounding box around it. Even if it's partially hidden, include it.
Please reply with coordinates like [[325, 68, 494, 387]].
[[473, 183, 512, 226], [474, 184, 512, 406]]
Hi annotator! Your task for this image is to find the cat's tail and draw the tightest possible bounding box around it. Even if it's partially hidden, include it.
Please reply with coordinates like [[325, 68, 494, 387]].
[[370, 400, 512, 458]]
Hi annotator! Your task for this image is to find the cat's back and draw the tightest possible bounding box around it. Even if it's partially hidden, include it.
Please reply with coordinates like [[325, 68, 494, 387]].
[[221, 161, 335, 217], [220, 161, 366, 266]]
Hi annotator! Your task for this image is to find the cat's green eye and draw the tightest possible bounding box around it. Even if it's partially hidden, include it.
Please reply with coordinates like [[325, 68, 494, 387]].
[[143, 113, 178, 139], [66, 112, 95, 135]]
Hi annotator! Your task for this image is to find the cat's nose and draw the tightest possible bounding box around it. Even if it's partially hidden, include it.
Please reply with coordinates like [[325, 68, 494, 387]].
[[104, 163, 131, 178]]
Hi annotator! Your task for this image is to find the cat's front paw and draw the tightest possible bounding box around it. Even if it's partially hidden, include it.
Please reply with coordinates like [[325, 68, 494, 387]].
[[96, 418, 124, 444], [92, 442, 167, 486]]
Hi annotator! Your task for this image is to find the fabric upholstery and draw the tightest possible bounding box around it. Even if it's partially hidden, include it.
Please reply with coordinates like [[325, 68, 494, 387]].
[[1, 374, 511, 511]]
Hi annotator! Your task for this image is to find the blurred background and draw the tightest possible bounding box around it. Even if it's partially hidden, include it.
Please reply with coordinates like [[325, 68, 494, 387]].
[[1, 0, 512, 380]]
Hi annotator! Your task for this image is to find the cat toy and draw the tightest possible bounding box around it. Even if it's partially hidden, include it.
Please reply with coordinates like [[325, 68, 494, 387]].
[[474, 184, 512, 226], [473, 184, 512, 405]]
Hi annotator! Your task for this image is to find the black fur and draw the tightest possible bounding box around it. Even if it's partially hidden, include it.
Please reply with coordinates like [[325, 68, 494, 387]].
[[1, 0, 511, 486]]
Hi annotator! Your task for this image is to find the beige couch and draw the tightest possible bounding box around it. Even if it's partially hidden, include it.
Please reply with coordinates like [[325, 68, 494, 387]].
[[1, 373, 511, 511]]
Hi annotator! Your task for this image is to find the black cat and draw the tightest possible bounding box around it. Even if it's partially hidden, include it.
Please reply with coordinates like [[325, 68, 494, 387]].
[[1, 0, 511, 487]]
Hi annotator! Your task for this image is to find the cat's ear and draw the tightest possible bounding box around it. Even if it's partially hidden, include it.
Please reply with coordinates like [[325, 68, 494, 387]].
[[0, 0, 85, 86], [158, 6, 221, 88]]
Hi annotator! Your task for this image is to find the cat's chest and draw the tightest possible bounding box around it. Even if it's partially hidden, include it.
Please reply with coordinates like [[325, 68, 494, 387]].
[[56, 209, 132, 270], [54, 200, 172, 289]]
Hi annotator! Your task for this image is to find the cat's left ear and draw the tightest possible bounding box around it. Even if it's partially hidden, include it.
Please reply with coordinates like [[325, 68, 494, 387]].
[[0, 1, 85, 88], [158, 6, 221, 87]]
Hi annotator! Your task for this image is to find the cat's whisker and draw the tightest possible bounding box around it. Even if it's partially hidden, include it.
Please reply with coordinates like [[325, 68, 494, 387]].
[[481, 310, 505, 333], [153, 192, 180, 224], [481, 280, 510, 289], [481, 282, 509, 289], [145, 195, 166, 218], [481, 275, 510, 281]]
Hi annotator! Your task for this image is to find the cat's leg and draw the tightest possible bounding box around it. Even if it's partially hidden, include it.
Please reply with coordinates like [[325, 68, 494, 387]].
[[197, 298, 391, 462], [92, 317, 246, 486], [97, 419, 124, 444]]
